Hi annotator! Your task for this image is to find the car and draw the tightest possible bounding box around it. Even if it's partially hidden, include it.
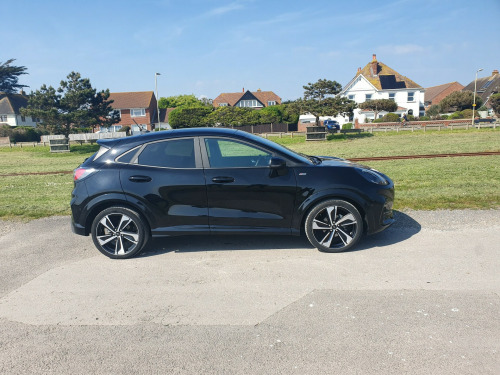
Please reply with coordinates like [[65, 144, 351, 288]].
[[323, 119, 340, 132], [71, 128, 395, 259]]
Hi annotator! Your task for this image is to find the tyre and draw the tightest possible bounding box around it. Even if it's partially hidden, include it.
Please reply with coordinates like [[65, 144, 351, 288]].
[[91, 206, 149, 259], [305, 199, 363, 253]]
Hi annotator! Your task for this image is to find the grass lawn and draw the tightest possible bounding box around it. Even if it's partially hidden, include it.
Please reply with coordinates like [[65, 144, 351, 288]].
[[0, 129, 499, 219]]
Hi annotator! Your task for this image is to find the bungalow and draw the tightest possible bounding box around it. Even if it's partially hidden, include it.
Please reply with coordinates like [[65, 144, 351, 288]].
[[213, 89, 281, 109], [340, 54, 425, 122], [424, 82, 464, 109], [0, 91, 37, 127], [463, 69, 499, 114]]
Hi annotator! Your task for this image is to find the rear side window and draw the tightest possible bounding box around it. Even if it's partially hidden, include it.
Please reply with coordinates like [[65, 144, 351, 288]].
[[137, 138, 196, 168]]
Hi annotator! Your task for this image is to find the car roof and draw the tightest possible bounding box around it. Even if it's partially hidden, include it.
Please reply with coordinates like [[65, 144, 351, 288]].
[[97, 127, 240, 148]]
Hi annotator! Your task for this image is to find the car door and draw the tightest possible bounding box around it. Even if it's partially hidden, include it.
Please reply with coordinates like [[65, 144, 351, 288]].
[[201, 136, 297, 234], [119, 137, 209, 236]]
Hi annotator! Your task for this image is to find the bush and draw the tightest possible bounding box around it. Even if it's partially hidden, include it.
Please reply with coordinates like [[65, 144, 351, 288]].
[[383, 113, 400, 122], [372, 118, 384, 123], [439, 114, 449, 120], [419, 116, 430, 121], [342, 123, 353, 129], [3, 126, 48, 143], [407, 115, 417, 121], [460, 109, 474, 118]]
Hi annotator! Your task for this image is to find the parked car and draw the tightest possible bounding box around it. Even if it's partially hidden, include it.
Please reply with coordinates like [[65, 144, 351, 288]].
[[71, 128, 395, 258], [323, 119, 340, 132]]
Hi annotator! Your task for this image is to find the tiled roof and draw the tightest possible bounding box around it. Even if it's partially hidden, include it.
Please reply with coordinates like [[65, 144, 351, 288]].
[[0, 92, 29, 115], [108, 91, 155, 109], [356, 59, 422, 90], [462, 70, 500, 105], [425, 82, 464, 103], [159, 108, 176, 123], [213, 90, 281, 107]]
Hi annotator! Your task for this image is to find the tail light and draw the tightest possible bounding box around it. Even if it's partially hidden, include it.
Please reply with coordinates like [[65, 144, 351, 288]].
[[74, 168, 95, 181]]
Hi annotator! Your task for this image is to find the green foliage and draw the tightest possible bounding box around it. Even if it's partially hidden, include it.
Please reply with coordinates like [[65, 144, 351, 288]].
[[489, 93, 500, 116], [419, 116, 430, 121], [0, 59, 28, 93], [342, 123, 353, 129], [408, 115, 417, 121], [21, 72, 118, 137], [0, 125, 48, 142], [358, 99, 398, 119], [158, 94, 210, 109], [439, 90, 483, 112], [426, 104, 440, 118], [460, 109, 474, 118], [478, 105, 488, 111], [169, 106, 212, 128], [383, 113, 400, 122], [291, 79, 354, 125]]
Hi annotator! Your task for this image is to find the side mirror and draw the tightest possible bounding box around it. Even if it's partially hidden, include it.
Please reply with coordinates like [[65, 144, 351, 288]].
[[269, 157, 286, 169]]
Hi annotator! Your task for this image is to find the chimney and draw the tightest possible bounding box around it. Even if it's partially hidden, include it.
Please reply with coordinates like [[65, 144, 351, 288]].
[[371, 54, 378, 77], [257, 88, 261, 92], [357, 67, 361, 74], [19, 89, 26, 95], [493, 69, 499, 76], [242, 87, 245, 93]]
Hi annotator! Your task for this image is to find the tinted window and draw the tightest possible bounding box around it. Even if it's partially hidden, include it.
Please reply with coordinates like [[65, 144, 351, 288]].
[[205, 138, 272, 168], [137, 138, 195, 168]]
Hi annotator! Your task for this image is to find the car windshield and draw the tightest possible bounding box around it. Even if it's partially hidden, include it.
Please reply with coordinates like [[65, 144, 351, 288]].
[[240, 132, 317, 165]]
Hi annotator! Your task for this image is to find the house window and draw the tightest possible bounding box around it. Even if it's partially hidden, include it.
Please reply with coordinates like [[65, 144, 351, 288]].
[[237, 100, 262, 108], [0, 115, 7, 122], [389, 93, 395, 101], [365, 94, 372, 101], [267, 101, 276, 106], [219, 103, 228, 107], [348, 95, 355, 100], [130, 108, 146, 117], [21, 116, 26, 122], [407, 92, 415, 102], [110, 125, 122, 132]]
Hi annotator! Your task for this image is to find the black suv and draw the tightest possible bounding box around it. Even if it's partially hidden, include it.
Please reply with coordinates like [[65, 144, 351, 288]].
[[71, 128, 394, 258]]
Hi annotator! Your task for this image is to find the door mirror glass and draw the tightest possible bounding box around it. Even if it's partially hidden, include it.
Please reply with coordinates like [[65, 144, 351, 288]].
[[270, 157, 286, 169]]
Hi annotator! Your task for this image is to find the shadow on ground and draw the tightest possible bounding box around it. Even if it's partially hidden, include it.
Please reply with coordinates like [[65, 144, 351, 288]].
[[139, 210, 421, 258]]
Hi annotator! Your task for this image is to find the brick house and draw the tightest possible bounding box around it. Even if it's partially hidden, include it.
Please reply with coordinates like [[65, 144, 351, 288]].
[[100, 91, 158, 133], [424, 82, 464, 109], [213, 89, 281, 108], [463, 69, 500, 114]]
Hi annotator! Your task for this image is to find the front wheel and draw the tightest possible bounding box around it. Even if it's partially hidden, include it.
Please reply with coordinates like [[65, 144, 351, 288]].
[[91, 207, 149, 259], [305, 200, 363, 253]]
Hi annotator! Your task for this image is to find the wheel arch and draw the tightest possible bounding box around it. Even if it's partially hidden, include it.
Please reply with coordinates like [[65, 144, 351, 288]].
[[297, 191, 369, 236], [84, 197, 152, 236]]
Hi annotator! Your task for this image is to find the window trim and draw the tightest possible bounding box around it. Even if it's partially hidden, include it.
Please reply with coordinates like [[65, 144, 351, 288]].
[[130, 108, 146, 117], [129, 137, 201, 169], [407, 91, 415, 102]]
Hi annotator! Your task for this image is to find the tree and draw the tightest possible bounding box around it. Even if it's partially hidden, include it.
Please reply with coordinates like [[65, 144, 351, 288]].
[[291, 79, 352, 125], [169, 106, 212, 128], [0, 59, 28, 93], [438, 90, 483, 112], [358, 99, 398, 120], [426, 104, 440, 118], [489, 93, 500, 116], [259, 106, 280, 124], [158, 94, 210, 109], [21, 72, 118, 137]]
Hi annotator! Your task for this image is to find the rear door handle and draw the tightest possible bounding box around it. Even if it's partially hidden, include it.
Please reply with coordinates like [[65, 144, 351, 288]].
[[129, 175, 152, 183], [212, 176, 235, 183]]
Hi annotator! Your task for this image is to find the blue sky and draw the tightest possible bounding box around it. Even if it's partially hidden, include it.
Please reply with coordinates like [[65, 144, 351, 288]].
[[4, 0, 500, 101]]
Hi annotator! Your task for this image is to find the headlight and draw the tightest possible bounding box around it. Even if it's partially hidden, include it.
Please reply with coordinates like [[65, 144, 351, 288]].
[[357, 168, 388, 185]]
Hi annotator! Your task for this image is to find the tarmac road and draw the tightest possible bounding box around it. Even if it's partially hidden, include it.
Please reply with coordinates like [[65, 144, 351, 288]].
[[0, 210, 499, 374]]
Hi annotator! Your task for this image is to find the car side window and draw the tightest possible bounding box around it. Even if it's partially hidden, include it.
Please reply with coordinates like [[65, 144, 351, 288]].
[[205, 138, 272, 168], [137, 138, 196, 168]]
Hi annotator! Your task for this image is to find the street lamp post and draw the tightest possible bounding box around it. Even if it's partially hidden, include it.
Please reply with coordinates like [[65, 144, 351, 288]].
[[155, 73, 161, 131], [472, 68, 483, 127]]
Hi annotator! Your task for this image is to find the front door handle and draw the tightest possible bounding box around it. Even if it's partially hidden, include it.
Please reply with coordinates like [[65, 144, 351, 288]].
[[129, 175, 152, 183], [212, 176, 235, 183]]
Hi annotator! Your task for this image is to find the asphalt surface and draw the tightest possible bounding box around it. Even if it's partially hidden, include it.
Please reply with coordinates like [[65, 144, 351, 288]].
[[0, 210, 499, 374]]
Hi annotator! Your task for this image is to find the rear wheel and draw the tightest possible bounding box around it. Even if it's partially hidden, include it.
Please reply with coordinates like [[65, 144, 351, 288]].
[[305, 200, 363, 253], [91, 207, 149, 259]]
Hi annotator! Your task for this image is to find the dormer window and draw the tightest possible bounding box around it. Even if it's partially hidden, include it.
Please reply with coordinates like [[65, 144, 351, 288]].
[[267, 101, 276, 106], [130, 108, 146, 117], [219, 103, 228, 107]]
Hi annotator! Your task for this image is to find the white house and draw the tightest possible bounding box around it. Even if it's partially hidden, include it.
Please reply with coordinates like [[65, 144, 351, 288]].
[[341, 55, 425, 123], [0, 91, 37, 127]]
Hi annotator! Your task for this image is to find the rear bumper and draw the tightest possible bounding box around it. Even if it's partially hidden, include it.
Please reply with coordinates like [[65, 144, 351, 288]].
[[71, 216, 87, 236]]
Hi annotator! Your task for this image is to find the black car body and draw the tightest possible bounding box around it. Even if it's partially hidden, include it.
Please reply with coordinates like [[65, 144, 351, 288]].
[[71, 128, 394, 258]]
